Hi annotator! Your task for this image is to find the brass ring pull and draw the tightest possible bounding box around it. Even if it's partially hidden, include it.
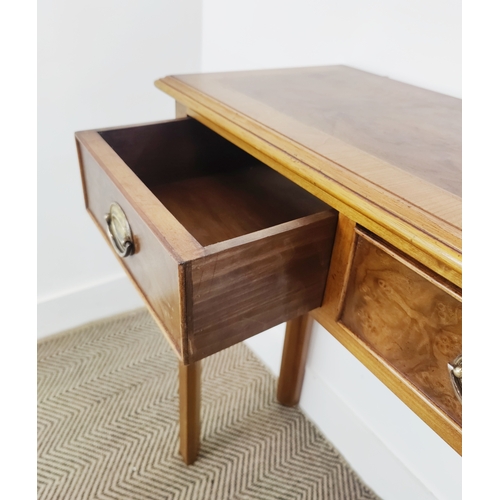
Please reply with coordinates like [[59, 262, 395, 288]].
[[104, 202, 135, 258], [447, 354, 462, 402]]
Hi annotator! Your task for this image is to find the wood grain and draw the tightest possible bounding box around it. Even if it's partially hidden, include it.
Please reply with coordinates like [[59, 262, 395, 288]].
[[77, 142, 186, 359], [321, 213, 357, 318], [313, 308, 462, 454], [188, 111, 462, 288], [151, 165, 329, 246], [341, 230, 462, 425], [277, 314, 314, 407], [313, 221, 461, 453], [178, 360, 201, 465], [155, 66, 462, 286], [209, 67, 461, 196], [186, 212, 337, 361]]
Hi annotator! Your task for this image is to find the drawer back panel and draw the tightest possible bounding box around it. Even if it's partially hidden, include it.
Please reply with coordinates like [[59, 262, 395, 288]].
[[99, 118, 258, 186]]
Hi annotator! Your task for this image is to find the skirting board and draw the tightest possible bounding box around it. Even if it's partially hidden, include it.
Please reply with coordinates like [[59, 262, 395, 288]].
[[37, 275, 143, 339]]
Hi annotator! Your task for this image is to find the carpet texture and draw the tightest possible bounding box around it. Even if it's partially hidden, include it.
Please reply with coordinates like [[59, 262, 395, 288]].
[[38, 309, 380, 500]]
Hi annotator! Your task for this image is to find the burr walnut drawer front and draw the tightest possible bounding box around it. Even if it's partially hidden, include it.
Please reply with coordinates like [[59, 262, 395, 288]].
[[76, 118, 337, 364], [340, 229, 462, 425]]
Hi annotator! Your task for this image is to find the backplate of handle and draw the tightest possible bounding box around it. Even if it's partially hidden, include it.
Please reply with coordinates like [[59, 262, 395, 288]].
[[104, 202, 135, 258], [447, 354, 462, 402]]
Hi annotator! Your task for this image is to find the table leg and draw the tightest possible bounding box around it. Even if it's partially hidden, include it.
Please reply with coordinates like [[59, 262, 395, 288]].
[[277, 314, 313, 407], [179, 360, 201, 465]]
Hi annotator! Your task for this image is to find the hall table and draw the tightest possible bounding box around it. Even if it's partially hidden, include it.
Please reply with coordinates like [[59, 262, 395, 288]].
[[76, 66, 462, 464]]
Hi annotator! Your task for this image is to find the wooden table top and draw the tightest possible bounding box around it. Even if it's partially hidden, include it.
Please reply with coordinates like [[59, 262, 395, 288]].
[[155, 66, 462, 286]]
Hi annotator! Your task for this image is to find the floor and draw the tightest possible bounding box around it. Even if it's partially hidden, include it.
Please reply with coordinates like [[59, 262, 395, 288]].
[[37, 309, 380, 500]]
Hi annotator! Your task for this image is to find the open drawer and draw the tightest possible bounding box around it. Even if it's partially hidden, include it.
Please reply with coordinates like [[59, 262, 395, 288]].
[[76, 118, 337, 364]]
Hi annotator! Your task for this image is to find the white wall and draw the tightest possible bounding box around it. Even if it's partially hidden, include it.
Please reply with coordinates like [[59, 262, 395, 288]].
[[38, 0, 203, 336], [38, 1, 461, 498], [201, 1, 461, 499], [201, 0, 461, 98]]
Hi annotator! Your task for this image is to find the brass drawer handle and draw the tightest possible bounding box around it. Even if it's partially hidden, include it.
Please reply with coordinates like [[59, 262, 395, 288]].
[[447, 354, 462, 402], [104, 203, 135, 258]]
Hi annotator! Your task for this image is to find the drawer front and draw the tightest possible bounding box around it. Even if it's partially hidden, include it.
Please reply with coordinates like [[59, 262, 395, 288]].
[[79, 145, 185, 355], [76, 118, 337, 364], [340, 230, 462, 425]]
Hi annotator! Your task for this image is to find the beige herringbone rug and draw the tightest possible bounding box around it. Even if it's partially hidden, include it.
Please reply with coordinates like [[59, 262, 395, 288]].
[[38, 309, 380, 500]]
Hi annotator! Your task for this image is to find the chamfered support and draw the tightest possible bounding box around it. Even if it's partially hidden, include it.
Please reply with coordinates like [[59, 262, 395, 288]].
[[277, 314, 313, 407]]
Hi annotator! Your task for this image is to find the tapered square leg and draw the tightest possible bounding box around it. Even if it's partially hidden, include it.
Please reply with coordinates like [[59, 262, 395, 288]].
[[179, 360, 201, 465], [277, 314, 313, 407]]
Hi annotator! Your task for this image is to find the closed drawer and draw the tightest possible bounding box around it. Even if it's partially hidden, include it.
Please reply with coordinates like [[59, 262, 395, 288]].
[[76, 118, 337, 364], [340, 228, 462, 425]]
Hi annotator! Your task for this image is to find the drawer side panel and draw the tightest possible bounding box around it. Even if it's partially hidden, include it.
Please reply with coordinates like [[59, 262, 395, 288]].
[[79, 145, 184, 358]]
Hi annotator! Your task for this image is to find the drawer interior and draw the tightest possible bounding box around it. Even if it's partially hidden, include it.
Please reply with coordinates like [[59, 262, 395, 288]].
[[99, 118, 329, 246]]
